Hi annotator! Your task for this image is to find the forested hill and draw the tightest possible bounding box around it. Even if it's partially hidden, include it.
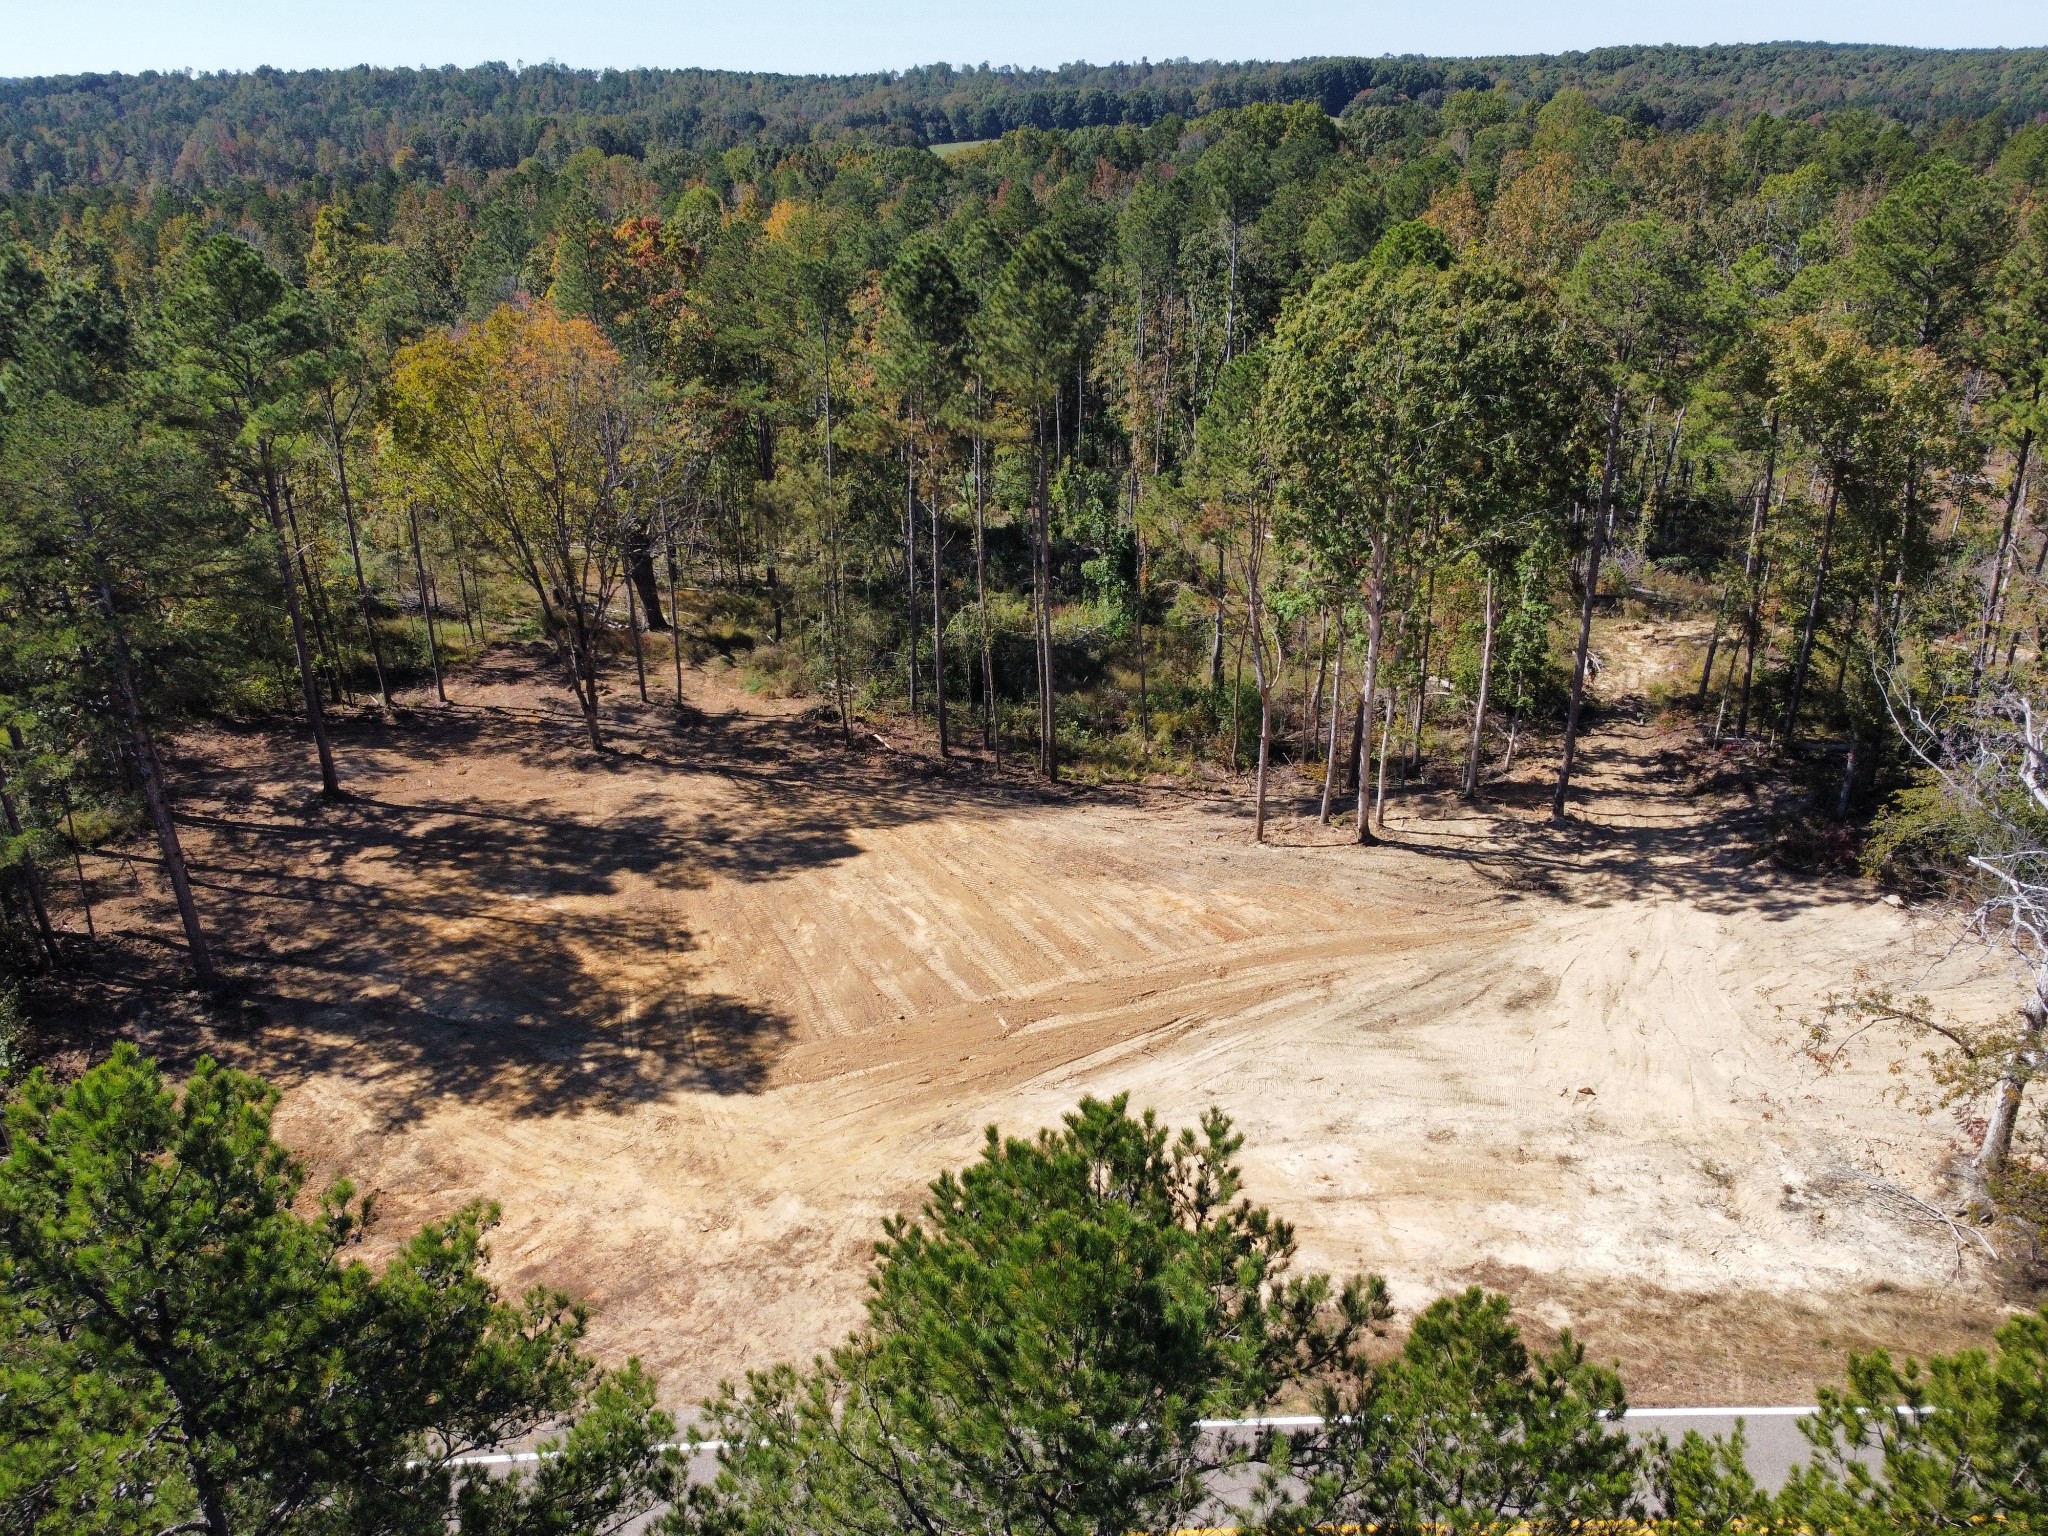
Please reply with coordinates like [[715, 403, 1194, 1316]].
[[6, 43, 2048, 195]]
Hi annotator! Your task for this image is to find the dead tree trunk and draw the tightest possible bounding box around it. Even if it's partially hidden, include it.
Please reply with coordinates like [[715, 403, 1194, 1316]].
[[1978, 966, 2048, 1179]]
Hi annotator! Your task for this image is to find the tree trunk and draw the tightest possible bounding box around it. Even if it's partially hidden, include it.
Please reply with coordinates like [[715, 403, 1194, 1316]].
[[1133, 467, 1150, 756], [1246, 511, 1272, 842], [1319, 630, 1346, 825], [1344, 690, 1366, 795], [102, 595, 213, 983], [626, 564, 649, 704], [1353, 539, 1388, 845], [627, 532, 669, 630], [1978, 431, 2034, 682], [822, 338, 850, 747], [666, 508, 686, 710], [452, 548, 474, 641], [1374, 690, 1395, 831], [1208, 544, 1227, 692], [1306, 611, 1329, 763], [264, 459, 341, 797], [1553, 388, 1627, 822], [1034, 412, 1056, 780], [452, 533, 480, 641], [1409, 561, 1436, 776], [1638, 405, 1686, 558], [1465, 569, 1496, 798], [577, 653, 604, 751], [1229, 604, 1246, 773], [1836, 731, 1860, 821], [1737, 557, 1773, 739], [905, 443, 920, 718], [61, 799, 94, 941], [1978, 971, 2048, 1178], [283, 477, 346, 706], [1695, 583, 1733, 711], [931, 469, 948, 760], [1736, 414, 1779, 738], [545, 581, 607, 753], [974, 423, 996, 760], [569, 606, 605, 752], [1252, 649, 1273, 844], [0, 755, 60, 968], [407, 505, 447, 705], [326, 398, 391, 709], [2005, 523, 2048, 674], [1781, 474, 1842, 747]]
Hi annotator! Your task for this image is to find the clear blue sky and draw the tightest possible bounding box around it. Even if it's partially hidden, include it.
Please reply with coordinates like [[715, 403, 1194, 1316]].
[[1, 0, 2041, 79]]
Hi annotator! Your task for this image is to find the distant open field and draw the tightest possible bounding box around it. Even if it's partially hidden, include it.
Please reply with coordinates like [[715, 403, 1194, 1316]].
[[78, 623, 2021, 1407]]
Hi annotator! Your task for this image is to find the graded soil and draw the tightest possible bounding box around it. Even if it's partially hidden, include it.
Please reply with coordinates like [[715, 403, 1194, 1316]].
[[76, 636, 2023, 1406]]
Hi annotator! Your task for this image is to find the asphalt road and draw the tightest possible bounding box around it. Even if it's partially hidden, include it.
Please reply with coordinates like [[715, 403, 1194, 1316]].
[[454, 1404, 1833, 1505], [1616, 1406, 1822, 1487]]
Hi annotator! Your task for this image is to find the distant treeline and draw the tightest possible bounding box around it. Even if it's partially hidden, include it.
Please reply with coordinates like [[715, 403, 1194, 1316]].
[[6, 43, 2048, 196]]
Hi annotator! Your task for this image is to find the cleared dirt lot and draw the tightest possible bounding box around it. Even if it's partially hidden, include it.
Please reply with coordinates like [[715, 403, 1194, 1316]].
[[91, 640, 2022, 1405]]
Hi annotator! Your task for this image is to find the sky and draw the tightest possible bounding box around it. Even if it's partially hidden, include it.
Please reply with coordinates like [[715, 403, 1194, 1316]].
[[1, 0, 2042, 79]]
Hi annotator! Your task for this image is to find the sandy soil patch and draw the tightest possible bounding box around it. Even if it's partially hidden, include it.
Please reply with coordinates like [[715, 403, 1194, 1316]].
[[86, 641, 2021, 1405]]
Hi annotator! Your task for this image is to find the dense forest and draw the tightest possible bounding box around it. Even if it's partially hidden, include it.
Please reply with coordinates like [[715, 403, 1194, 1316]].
[[6, 43, 2048, 200], [0, 49, 2046, 980]]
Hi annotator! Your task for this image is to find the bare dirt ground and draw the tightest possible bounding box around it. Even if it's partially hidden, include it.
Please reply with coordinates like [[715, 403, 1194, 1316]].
[[70, 627, 2027, 1407]]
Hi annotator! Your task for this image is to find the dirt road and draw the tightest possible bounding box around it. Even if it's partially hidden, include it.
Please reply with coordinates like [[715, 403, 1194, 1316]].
[[102, 645, 2019, 1405]]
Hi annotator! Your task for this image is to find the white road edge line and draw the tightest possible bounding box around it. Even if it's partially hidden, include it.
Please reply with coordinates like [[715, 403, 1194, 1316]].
[[436, 1409, 1826, 1467]]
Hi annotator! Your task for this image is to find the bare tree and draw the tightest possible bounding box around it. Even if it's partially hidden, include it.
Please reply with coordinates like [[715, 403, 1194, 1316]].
[[1880, 680, 2048, 1180]]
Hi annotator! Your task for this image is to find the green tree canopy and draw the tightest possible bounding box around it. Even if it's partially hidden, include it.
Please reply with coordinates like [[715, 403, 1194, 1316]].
[[679, 1094, 1376, 1536], [0, 1043, 679, 1536]]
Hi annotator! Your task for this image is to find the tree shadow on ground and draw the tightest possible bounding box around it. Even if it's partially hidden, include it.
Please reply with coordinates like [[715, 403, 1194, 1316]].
[[1222, 721, 1840, 923], [1381, 729, 1832, 921], [125, 649, 1062, 1122]]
